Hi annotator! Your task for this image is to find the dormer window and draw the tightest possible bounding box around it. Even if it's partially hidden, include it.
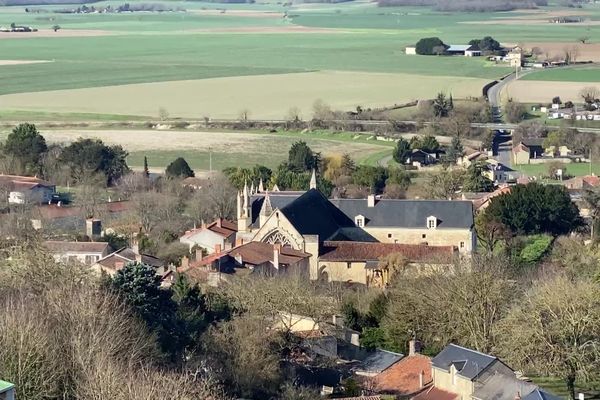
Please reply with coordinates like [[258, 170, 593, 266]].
[[355, 215, 365, 228], [427, 216, 437, 229]]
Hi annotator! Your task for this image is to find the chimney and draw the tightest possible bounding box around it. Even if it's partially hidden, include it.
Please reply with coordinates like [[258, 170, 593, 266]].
[[135, 253, 142, 263], [132, 240, 139, 255], [235, 237, 244, 247], [86, 218, 102, 238], [273, 243, 281, 270], [579, 394, 585, 400], [216, 218, 222, 228], [419, 370, 425, 388], [195, 248, 203, 261], [214, 243, 222, 254], [367, 194, 376, 207], [409, 339, 421, 356], [180, 256, 189, 269]]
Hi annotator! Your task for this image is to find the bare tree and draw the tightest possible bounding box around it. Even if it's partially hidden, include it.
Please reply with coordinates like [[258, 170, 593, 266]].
[[579, 86, 600, 104], [577, 36, 590, 44], [425, 168, 465, 199], [497, 276, 600, 400]]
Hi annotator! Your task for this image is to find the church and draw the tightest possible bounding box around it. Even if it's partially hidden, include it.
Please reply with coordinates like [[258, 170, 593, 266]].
[[232, 172, 475, 285]]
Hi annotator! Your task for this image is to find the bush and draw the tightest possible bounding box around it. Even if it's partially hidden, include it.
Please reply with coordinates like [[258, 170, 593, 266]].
[[504, 101, 528, 123], [165, 157, 194, 179]]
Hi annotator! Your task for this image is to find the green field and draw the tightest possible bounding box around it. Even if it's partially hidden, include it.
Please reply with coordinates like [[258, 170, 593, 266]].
[[515, 162, 600, 178], [522, 66, 600, 82]]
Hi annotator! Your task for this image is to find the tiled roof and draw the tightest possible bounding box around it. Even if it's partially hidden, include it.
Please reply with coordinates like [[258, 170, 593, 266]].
[[44, 241, 111, 253], [412, 387, 459, 400], [373, 354, 432, 395], [35, 200, 131, 220], [0, 174, 54, 188], [432, 343, 497, 381], [198, 241, 311, 267], [319, 241, 456, 263], [181, 219, 237, 239]]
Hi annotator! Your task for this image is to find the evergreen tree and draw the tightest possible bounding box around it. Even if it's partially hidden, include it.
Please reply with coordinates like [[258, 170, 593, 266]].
[[462, 161, 494, 193], [165, 157, 195, 179], [448, 94, 454, 111], [288, 141, 317, 172], [143, 155, 150, 179], [445, 135, 464, 164], [340, 153, 356, 175], [392, 137, 411, 164], [4, 123, 47, 173]]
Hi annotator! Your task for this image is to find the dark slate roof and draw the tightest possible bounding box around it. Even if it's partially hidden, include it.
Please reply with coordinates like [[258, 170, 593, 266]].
[[280, 189, 357, 241], [330, 199, 474, 229], [431, 344, 496, 380], [355, 349, 404, 374], [250, 192, 302, 227], [522, 389, 563, 400], [473, 372, 538, 400]]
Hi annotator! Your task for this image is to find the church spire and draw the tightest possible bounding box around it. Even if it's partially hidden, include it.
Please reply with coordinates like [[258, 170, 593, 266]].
[[309, 169, 317, 190]]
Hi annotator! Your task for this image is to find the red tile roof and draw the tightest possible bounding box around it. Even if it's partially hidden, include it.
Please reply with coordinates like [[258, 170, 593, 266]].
[[319, 241, 456, 263], [412, 387, 459, 400], [373, 354, 432, 395], [35, 200, 132, 220], [0, 174, 54, 188], [181, 219, 237, 239], [197, 241, 311, 267]]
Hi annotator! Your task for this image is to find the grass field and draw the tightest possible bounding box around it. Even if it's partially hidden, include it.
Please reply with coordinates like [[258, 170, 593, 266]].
[[523, 65, 600, 82], [0, 71, 490, 119], [0, 128, 393, 170], [514, 162, 600, 178], [503, 79, 600, 103], [0, 0, 600, 117]]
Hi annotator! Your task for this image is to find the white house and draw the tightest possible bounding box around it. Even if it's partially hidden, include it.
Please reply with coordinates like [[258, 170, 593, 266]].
[[0, 174, 56, 204], [179, 218, 237, 254]]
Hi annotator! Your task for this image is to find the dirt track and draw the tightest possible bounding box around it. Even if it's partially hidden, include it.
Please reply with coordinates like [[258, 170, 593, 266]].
[[0, 29, 115, 39], [0, 60, 50, 66]]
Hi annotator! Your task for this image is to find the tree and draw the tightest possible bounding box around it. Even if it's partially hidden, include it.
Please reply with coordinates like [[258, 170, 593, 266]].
[[352, 165, 388, 193], [426, 168, 465, 199], [143, 156, 150, 179], [382, 257, 517, 354], [288, 141, 317, 173], [504, 100, 528, 123], [484, 183, 582, 236], [392, 137, 411, 164], [4, 123, 47, 174], [444, 135, 464, 164], [420, 135, 440, 152], [158, 107, 169, 121], [432, 92, 451, 117], [462, 161, 494, 193], [386, 166, 412, 190], [552, 96, 562, 105], [579, 86, 600, 104], [165, 157, 194, 179], [584, 188, 600, 241], [340, 153, 356, 176], [546, 161, 567, 180], [52, 24, 60, 32], [479, 36, 501, 53], [59, 138, 129, 185], [415, 37, 447, 55], [110, 262, 182, 357], [498, 276, 600, 400], [578, 36, 590, 44], [475, 212, 510, 253]]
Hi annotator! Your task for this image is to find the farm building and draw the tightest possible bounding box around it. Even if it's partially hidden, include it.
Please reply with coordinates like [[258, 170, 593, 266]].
[[446, 44, 481, 57]]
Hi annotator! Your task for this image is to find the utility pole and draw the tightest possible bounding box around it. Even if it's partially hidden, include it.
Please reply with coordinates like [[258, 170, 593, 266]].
[[209, 147, 212, 173]]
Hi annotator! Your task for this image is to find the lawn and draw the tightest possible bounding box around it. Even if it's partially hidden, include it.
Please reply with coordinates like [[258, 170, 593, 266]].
[[522, 66, 600, 82], [514, 162, 600, 178], [533, 376, 600, 399]]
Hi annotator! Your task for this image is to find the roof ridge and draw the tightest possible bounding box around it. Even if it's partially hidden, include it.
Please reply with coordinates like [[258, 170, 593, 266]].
[[448, 343, 496, 360]]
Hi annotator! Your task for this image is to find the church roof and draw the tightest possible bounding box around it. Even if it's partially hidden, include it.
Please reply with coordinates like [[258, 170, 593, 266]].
[[250, 192, 303, 227], [330, 198, 473, 229], [279, 189, 356, 241]]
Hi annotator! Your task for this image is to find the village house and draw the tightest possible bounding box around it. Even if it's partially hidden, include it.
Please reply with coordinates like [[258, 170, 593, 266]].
[[0, 174, 56, 205], [462, 185, 511, 212], [179, 218, 237, 253], [563, 175, 600, 190], [30, 200, 132, 231], [483, 159, 519, 183], [0, 380, 15, 400], [371, 340, 432, 397], [407, 148, 445, 167], [44, 241, 113, 265], [411, 343, 561, 400], [512, 139, 545, 164], [317, 241, 456, 287], [446, 44, 481, 57], [91, 246, 173, 286], [194, 241, 311, 278]]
